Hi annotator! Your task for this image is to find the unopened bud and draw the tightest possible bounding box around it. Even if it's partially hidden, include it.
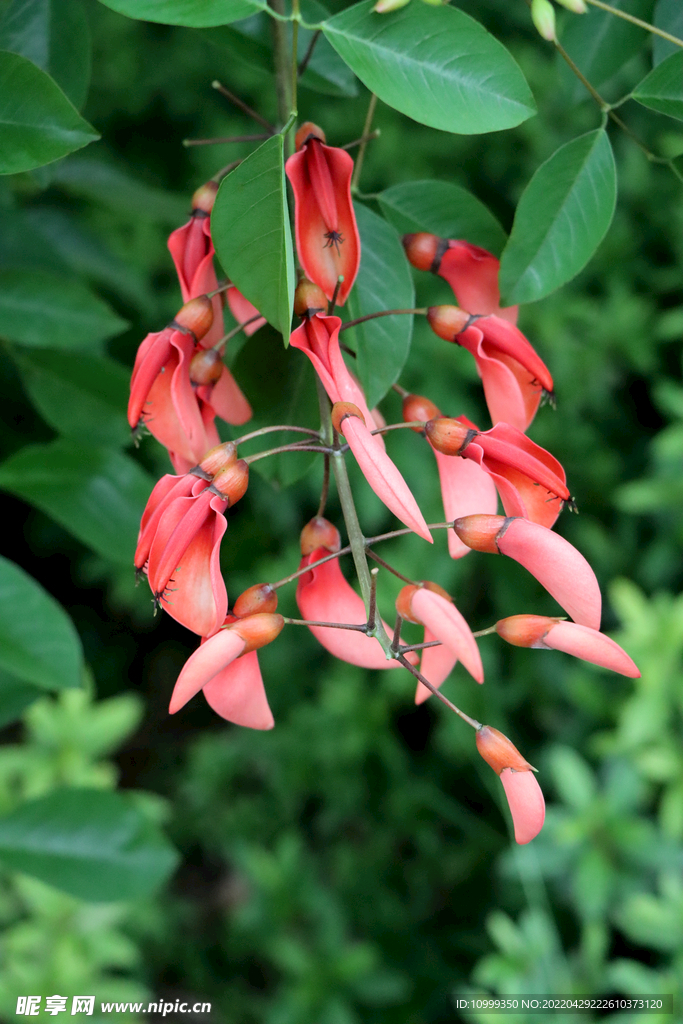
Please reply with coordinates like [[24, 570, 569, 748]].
[[191, 179, 218, 215], [495, 614, 561, 649], [189, 348, 224, 387], [233, 583, 278, 618], [295, 122, 326, 150], [476, 725, 535, 775], [199, 441, 238, 476], [173, 295, 214, 341], [211, 460, 249, 505], [300, 516, 341, 556], [294, 279, 328, 318], [427, 305, 471, 342], [332, 401, 364, 435], [231, 612, 284, 653], [555, 0, 586, 12], [402, 232, 444, 273], [452, 514, 511, 554], [531, 0, 556, 40], [402, 393, 441, 429], [396, 581, 451, 623], [425, 417, 478, 456], [373, 0, 410, 11]]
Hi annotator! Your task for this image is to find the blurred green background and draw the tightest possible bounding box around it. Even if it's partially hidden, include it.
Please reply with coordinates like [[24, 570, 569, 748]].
[[0, 0, 682, 1020]]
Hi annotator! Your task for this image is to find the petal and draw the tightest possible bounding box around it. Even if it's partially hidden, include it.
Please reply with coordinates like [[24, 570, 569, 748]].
[[168, 217, 224, 349], [497, 518, 602, 630], [410, 587, 483, 683], [169, 629, 246, 713], [457, 326, 541, 431], [202, 364, 252, 427], [128, 330, 172, 428], [342, 416, 432, 542], [478, 316, 553, 392], [432, 447, 498, 557], [438, 243, 518, 323], [500, 768, 545, 844], [203, 649, 275, 728], [415, 626, 457, 704], [544, 621, 640, 677], [135, 473, 198, 571], [142, 334, 213, 464], [226, 286, 267, 337]]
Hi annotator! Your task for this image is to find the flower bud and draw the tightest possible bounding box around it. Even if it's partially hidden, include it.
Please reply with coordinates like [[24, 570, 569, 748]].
[[231, 612, 285, 653], [427, 305, 471, 341], [531, 0, 556, 40], [189, 347, 224, 387], [172, 295, 214, 341], [402, 393, 441, 430], [495, 614, 561, 649], [555, 0, 586, 12], [300, 516, 341, 556], [211, 460, 249, 505], [294, 279, 328, 318], [199, 441, 238, 476], [402, 232, 444, 272], [452, 514, 511, 554], [425, 417, 478, 456], [331, 401, 365, 435], [233, 583, 278, 618], [373, 0, 410, 12], [191, 179, 218, 215], [295, 121, 326, 150], [476, 725, 535, 775], [396, 581, 451, 623]]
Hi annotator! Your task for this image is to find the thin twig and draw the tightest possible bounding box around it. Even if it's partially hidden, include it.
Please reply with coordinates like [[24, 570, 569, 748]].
[[298, 29, 321, 76], [328, 276, 343, 314], [371, 421, 424, 436], [342, 130, 381, 152], [583, 0, 683, 48], [234, 424, 321, 445], [244, 443, 333, 464], [366, 548, 418, 585], [396, 654, 482, 729], [367, 568, 379, 632], [212, 81, 275, 132], [340, 308, 427, 333], [398, 640, 443, 653], [351, 93, 377, 193], [317, 454, 330, 518], [391, 613, 403, 652], [184, 134, 271, 147], [284, 617, 368, 631]]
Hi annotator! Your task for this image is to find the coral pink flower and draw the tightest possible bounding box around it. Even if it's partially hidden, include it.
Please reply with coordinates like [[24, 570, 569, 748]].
[[396, 583, 483, 702], [285, 123, 360, 305], [495, 614, 640, 677], [453, 514, 602, 630], [403, 232, 517, 323], [225, 285, 266, 338], [426, 416, 570, 530], [188, 346, 252, 429], [476, 725, 545, 844], [428, 305, 554, 432], [296, 518, 412, 669], [169, 611, 283, 722], [402, 394, 498, 558]]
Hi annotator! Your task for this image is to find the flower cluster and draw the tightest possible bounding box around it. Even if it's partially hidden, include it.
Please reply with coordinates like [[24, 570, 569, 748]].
[[130, 123, 638, 846]]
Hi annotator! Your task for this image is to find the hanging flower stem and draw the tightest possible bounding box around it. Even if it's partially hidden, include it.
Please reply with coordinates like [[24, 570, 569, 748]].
[[340, 309, 427, 332], [396, 654, 482, 729], [351, 92, 377, 193], [366, 548, 418, 585], [283, 617, 368, 631], [211, 81, 275, 132], [234, 424, 321, 445]]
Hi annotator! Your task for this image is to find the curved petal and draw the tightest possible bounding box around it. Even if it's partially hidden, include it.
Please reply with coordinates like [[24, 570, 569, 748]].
[[142, 333, 214, 464], [135, 473, 199, 571], [432, 447, 498, 557], [200, 364, 252, 427], [545, 621, 640, 677], [203, 649, 275, 728], [500, 768, 545, 844], [457, 326, 542, 431], [128, 330, 172, 429], [226, 286, 266, 337], [478, 316, 552, 391], [170, 628, 246, 713], [497, 518, 601, 630], [438, 243, 518, 323], [410, 587, 483, 683], [415, 626, 457, 704], [168, 217, 224, 349]]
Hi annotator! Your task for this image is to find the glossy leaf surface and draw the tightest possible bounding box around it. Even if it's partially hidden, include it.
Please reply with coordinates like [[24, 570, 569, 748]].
[[653, 0, 683, 64], [379, 180, 506, 256], [559, 0, 652, 101], [97, 0, 262, 27], [633, 51, 683, 122]]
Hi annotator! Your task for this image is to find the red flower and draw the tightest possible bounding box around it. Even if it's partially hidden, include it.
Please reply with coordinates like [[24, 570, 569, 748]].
[[476, 725, 545, 844], [428, 305, 554, 432], [426, 416, 570, 529], [495, 614, 639, 677], [403, 232, 517, 323], [285, 123, 360, 305]]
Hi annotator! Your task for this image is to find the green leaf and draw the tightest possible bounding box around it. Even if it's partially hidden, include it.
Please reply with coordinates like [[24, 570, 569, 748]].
[[378, 180, 506, 256], [0, 557, 83, 691], [0, 50, 99, 174], [654, 0, 683, 64], [322, 1, 535, 135], [0, 440, 155, 565], [0, 0, 91, 109], [633, 51, 683, 122], [297, 0, 358, 98], [559, 0, 652, 101], [212, 135, 295, 340], [0, 269, 128, 349], [0, 789, 178, 901], [51, 155, 188, 224], [13, 348, 131, 447], [499, 130, 616, 305], [345, 204, 414, 409], [97, 0, 263, 27], [0, 670, 43, 728]]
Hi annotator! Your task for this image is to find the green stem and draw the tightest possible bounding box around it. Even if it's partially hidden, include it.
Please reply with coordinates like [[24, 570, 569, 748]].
[[340, 308, 427, 333], [583, 0, 683, 48], [351, 93, 378, 193], [396, 654, 482, 728], [270, 0, 293, 156]]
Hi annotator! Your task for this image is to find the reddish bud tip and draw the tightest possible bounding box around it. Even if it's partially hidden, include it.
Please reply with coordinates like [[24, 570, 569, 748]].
[[402, 393, 442, 429], [427, 305, 471, 342], [495, 614, 561, 648], [233, 584, 279, 618], [300, 516, 342, 556], [173, 295, 214, 340], [476, 725, 535, 775], [191, 180, 218, 214], [211, 460, 249, 505], [402, 232, 444, 273], [396, 584, 420, 623], [332, 401, 365, 435], [294, 279, 328, 318], [189, 347, 224, 387], [425, 417, 478, 456], [452, 514, 510, 554], [231, 612, 284, 654], [295, 122, 326, 150], [199, 441, 238, 476]]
